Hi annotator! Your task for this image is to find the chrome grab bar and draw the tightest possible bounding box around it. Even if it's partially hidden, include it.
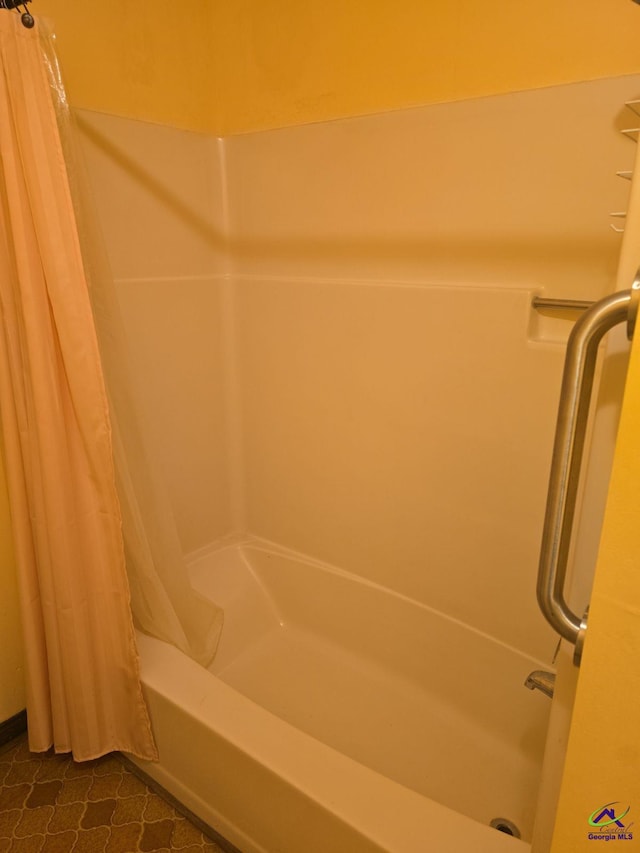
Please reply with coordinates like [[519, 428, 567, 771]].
[[536, 275, 640, 665]]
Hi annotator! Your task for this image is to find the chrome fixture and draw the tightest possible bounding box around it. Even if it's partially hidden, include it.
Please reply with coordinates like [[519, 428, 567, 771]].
[[610, 100, 640, 231], [532, 297, 595, 312], [536, 272, 640, 666], [489, 818, 522, 838], [524, 670, 556, 699]]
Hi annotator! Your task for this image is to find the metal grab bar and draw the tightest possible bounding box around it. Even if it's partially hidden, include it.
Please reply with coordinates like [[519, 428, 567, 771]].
[[536, 280, 640, 665]]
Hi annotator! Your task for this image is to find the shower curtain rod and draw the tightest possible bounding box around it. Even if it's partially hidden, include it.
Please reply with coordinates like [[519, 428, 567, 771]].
[[0, 0, 34, 29]]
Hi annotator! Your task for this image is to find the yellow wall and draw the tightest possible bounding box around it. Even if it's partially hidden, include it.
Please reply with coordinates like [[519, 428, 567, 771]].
[[550, 319, 640, 851], [36, 0, 640, 135], [36, 0, 215, 133], [549, 134, 640, 852], [209, 0, 640, 134]]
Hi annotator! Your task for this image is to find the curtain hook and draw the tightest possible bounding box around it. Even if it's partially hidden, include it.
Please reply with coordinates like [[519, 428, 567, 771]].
[[20, 0, 34, 28], [0, 0, 34, 26]]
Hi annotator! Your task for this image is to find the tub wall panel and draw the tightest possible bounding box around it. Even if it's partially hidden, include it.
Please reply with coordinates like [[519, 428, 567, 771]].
[[225, 76, 640, 299], [76, 111, 235, 553], [75, 110, 228, 280], [227, 76, 640, 661], [113, 277, 234, 552], [236, 279, 561, 659]]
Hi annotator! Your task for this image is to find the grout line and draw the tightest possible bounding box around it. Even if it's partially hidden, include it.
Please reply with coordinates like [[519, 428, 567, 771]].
[[0, 732, 233, 852], [117, 753, 243, 853]]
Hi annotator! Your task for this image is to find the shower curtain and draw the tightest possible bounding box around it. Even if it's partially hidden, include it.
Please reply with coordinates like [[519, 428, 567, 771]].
[[0, 13, 224, 760], [0, 12, 157, 760], [46, 54, 225, 673]]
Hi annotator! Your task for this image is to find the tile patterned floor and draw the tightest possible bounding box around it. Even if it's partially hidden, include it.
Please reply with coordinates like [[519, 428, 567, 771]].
[[0, 736, 227, 853]]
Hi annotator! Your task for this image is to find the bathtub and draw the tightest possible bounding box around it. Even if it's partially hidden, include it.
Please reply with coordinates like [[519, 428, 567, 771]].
[[130, 538, 552, 853]]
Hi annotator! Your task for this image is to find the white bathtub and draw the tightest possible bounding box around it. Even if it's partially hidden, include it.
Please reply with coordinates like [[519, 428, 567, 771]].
[[130, 539, 552, 853]]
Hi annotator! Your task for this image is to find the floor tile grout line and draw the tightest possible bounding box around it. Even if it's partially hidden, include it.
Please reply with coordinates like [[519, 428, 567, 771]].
[[0, 734, 230, 852], [116, 754, 242, 853]]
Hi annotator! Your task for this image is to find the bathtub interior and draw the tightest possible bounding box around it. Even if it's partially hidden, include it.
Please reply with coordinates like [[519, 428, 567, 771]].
[[134, 626, 531, 853], [185, 538, 552, 843]]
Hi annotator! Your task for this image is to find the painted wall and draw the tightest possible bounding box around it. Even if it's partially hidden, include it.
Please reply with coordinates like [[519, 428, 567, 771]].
[[34, 0, 640, 134], [549, 129, 640, 853], [208, 0, 640, 135], [550, 311, 640, 851], [37, 0, 216, 134]]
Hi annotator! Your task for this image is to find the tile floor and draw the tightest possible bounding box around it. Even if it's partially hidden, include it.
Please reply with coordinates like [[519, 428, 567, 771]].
[[0, 735, 229, 853]]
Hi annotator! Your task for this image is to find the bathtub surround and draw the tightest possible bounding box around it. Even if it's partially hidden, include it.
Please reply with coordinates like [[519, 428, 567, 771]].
[[76, 73, 640, 656], [67, 73, 640, 850], [76, 112, 234, 556], [0, 16, 155, 761]]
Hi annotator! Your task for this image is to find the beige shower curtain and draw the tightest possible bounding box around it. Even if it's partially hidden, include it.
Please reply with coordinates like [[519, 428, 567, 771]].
[[0, 14, 157, 760], [44, 30, 224, 669]]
